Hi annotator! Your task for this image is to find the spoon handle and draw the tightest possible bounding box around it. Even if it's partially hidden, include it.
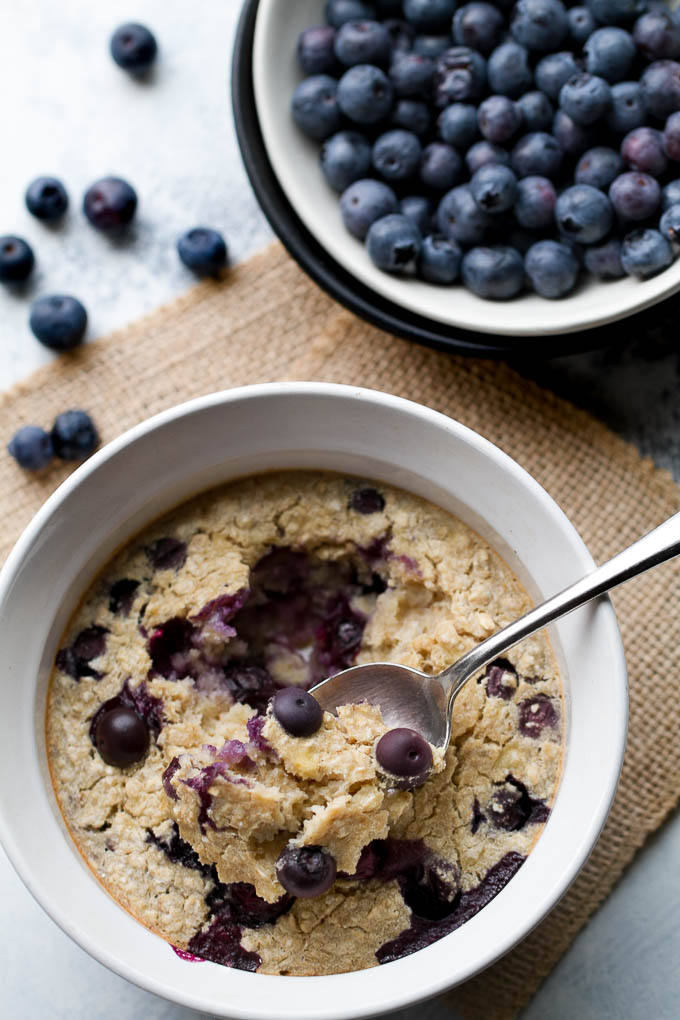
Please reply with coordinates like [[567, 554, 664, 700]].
[[438, 510, 680, 700]]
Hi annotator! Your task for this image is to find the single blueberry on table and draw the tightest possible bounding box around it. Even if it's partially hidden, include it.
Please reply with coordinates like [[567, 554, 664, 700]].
[[83, 176, 137, 230], [466, 140, 510, 173], [452, 3, 505, 55], [291, 75, 342, 141], [556, 185, 613, 244], [534, 51, 581, 103], [510, 0, 568, 52], [400, 195, 433, 235], [487, 41, 532, 98], [552, 109, 597, 156], [177, 228, 228, 276], [366, 214, 422, 271], [334, 19, 392, 66], [559, 74, 612, 126], [376, 727, 433, 786], [7, 425, 53, 471], [0, 236, 34, 283], [326, 0, 376, 28], [93, 705, 149, 768], [372, 129, 423, 181], [575, 147, 624, 190], [567, 6, 596, 46], [29, 295, 87, 351], [633, 10, 680, 62], [340, 178, 398, 238], [621, 127, 668, 177], [337, 64, 394, 123], [660, 203, 680, 246], [461, 246, 525, 299], [25, 176, 68, 221], [413, 34, 451, 59], [297, 25, 338, 75], [419, 141, 463, 190], [417, 234, 462, 282], [438, 103, 479, 148], [606, 81, 648, 135], [584, 238, 625, 278], [641, 60, 680, 120], [514, 175, 556, 229], [584, 27, 635, 84], [51, 409, 99, 460], [470, 164, 518, 213], [349, 486, 385, 512], [403, 0, 457, 31], [525, 240, 580, 298], [271, 687, 323, 737], [432, 46, 487, 106], [109, 22, 158, 74], [320, 131, 372, 191], [609, 171, 661, 221], [477, 95, 522, 144], [437, 184, 493, 244], [276, 845, 337, 898], [662, 179, 680, 210], [390, 98, 431, 135], [663, 112, 680, 162], [511, 132, 563, 179], [516, 91, 554, 132], [621, 227, 674, 278], [389, 52, 435, 96], [585, 0, 646, 25]]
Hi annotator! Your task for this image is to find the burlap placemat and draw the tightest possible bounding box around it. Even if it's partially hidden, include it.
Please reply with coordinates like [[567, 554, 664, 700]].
[[2, 242, 678, 1018]]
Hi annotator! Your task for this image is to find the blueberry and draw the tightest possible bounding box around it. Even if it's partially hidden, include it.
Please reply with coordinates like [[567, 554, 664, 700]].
[[516, 91, 554, 132], [340, 178, 398, 238], [83, 176, 137, 230], [567, 6, 597, 45], [148, 537, 187, 571], [662, 179, 680, 210], [485, 659, 518, 699], [400, 195, 433, 234], [576, 147, 624, 190], [383, 18, 416, 54], [461, 245, 525, 298], [93, 705, 149, 767], [437, 184, 493, 243], [326, 0, 376, 28], [487, 777, 543, 830], [559, 74, 612, 126], [25, 176, 68, 222], [51, 409, 99, 460], [470, 164, 518, 213], [552, 109, 597, 155], [518, 693, 558, 737], [334, 19, 392, 66], [584, 28, 635, 84], [606, 81, 648, 134], [660, 203, 680, 246], [337, 64, 394, 123], [663, 112, 680, 162], [372, 129, 423, 181], [413, 34, 453, 59], [272, 687, 323, 737], [7, 425, 53, 471], [419, 142, 463, 190], [108, 578, 140, 616], [487, 41, 533, 98], [438, 103, 479, 147], [556, 185, 613, 245], [292, 74, 342, 140], [417, 233, 462, 282], [29, 295, 87, 351], [452, 3, 505, 55], [403, 0, 457, 31], [109, 22, 157, 74], [525, 239, 579, 297], [640, 60, 680, 119], [511, 132, 563, 179], [432, 47, 487, 106], [466, 140, 511, 173], [0, 236, 34, 284], [276, 845, 337, 898], [375, 727, 433, 784], [621, 127, 668, 177], [366, 214, 422, 271], [390, 98, 431, 135], [320, 131, 372, 191], [633, 10, 680, 62], [298, 25, 338, 74], [177, 228, 228, 276], [534, 51, 581, 103], [585, 0, 646, 25], [349, 486, 386, 512], [514, 175, 557, 229], [609, 171, 661, 220], [621, 228, 673, 278], [477, 95, 522, 143], [510, 0, 568, 52], [389, 53, 435, 96], [584, 238, 625, 278]]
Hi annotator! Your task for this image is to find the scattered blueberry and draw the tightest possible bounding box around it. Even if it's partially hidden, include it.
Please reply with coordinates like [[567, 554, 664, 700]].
[[272, 687, 323, 737], [29, 295, 87, 351], [534, 51, 581, 102], [25, 176, 68, 222], [326, 0, 376, 28], [470, 163, 518, 212], [514, 175, 556, 229], [575, 147, 624, 190], [567, 6, 596, 46], [419, 142, 463, 190], [484, 659, 518, 699], [486, 776, 548, 830], [403, 0, 457, 31], [108, 578, 140, 616], [663, 112, 680, 162], [584, 237, 625, 278], [466, 140, 511, 173], [518, 693, 558, 738], [51, 409, 99, 460], [516, 90, 554, 132], [633, 10, 680, 62], [321, 130, 372, 192], [438, 103, 479, 147], [452, 3, 505, 54], [487, 41, 533, 98], [391, 98, 431, 135], [93, 705, 149, 768], [620, 227, 673, 278], [7, 425, 53, 471], [660, 203, 680, 246], [389, 52, 435, 95], [376, 727, 433, 786], [83, 176, 137, 230], [640, 60, 680, 119], [372, 129, 423, 181], [417, 234, 463, 282], [340, 178, 398, 238], [366, 214, 422, 271], [609, 171, 660, 220], [510, 0, 568, 53], [0, 236, 35, 283], [555, 184, 613, 244], [606, 81, 648, 134], [349, 486, 386, 512], [400, 194, 433, 234], [525, 239, 579, 297], [511, 132, 563, 179], [276, 845, 337, 898], [334, 19, 391, 66], [432, 47, 487, 106], [461, 245, 524, 297], [292, 75, 342, 140], [559, 73, 612, 126], [337, 64, 394, 122], [109, 22, 158, 74], [298, 25, 338, 75], [477, 95, 521, 143], [177, 228, 228, 276], [584, 27, 635, 83], [621, 127, 668, 177], [437, 184, 492, 244]]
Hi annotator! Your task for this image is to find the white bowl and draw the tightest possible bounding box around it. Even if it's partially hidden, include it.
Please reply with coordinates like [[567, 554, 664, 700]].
[[0, 383, 626, 1019], [253, 0, 680, 337]]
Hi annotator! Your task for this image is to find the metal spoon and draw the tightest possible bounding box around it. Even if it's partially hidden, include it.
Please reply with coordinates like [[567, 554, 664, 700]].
[[311, 511, 680, 750]]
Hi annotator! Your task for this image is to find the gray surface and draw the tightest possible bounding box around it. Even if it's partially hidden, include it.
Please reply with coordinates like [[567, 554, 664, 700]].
[[1, 2, 679, 1018]]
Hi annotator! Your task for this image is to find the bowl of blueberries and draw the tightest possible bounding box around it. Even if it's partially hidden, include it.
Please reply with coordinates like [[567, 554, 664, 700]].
[[234, 0, 680, 348]]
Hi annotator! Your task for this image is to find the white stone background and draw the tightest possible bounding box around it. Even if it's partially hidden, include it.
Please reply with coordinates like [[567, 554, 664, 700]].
[[1, 2, 679, 1018]]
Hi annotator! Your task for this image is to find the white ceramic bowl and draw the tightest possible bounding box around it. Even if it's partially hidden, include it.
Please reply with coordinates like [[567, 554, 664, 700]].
[[253, 0, 680, 337], [0, 383, 626, 1019]]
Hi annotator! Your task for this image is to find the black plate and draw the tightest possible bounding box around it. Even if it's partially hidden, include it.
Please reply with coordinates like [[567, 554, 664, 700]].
[[231, 0, 666, 358]]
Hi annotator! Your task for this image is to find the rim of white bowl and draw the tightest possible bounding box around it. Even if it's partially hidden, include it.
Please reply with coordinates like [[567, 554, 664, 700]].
[[252, 0, 680, 337], [0, 383, 627, 1019]]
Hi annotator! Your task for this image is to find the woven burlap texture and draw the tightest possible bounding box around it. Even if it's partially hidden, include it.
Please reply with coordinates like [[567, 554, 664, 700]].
[[1, 243, 678, 1019]]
